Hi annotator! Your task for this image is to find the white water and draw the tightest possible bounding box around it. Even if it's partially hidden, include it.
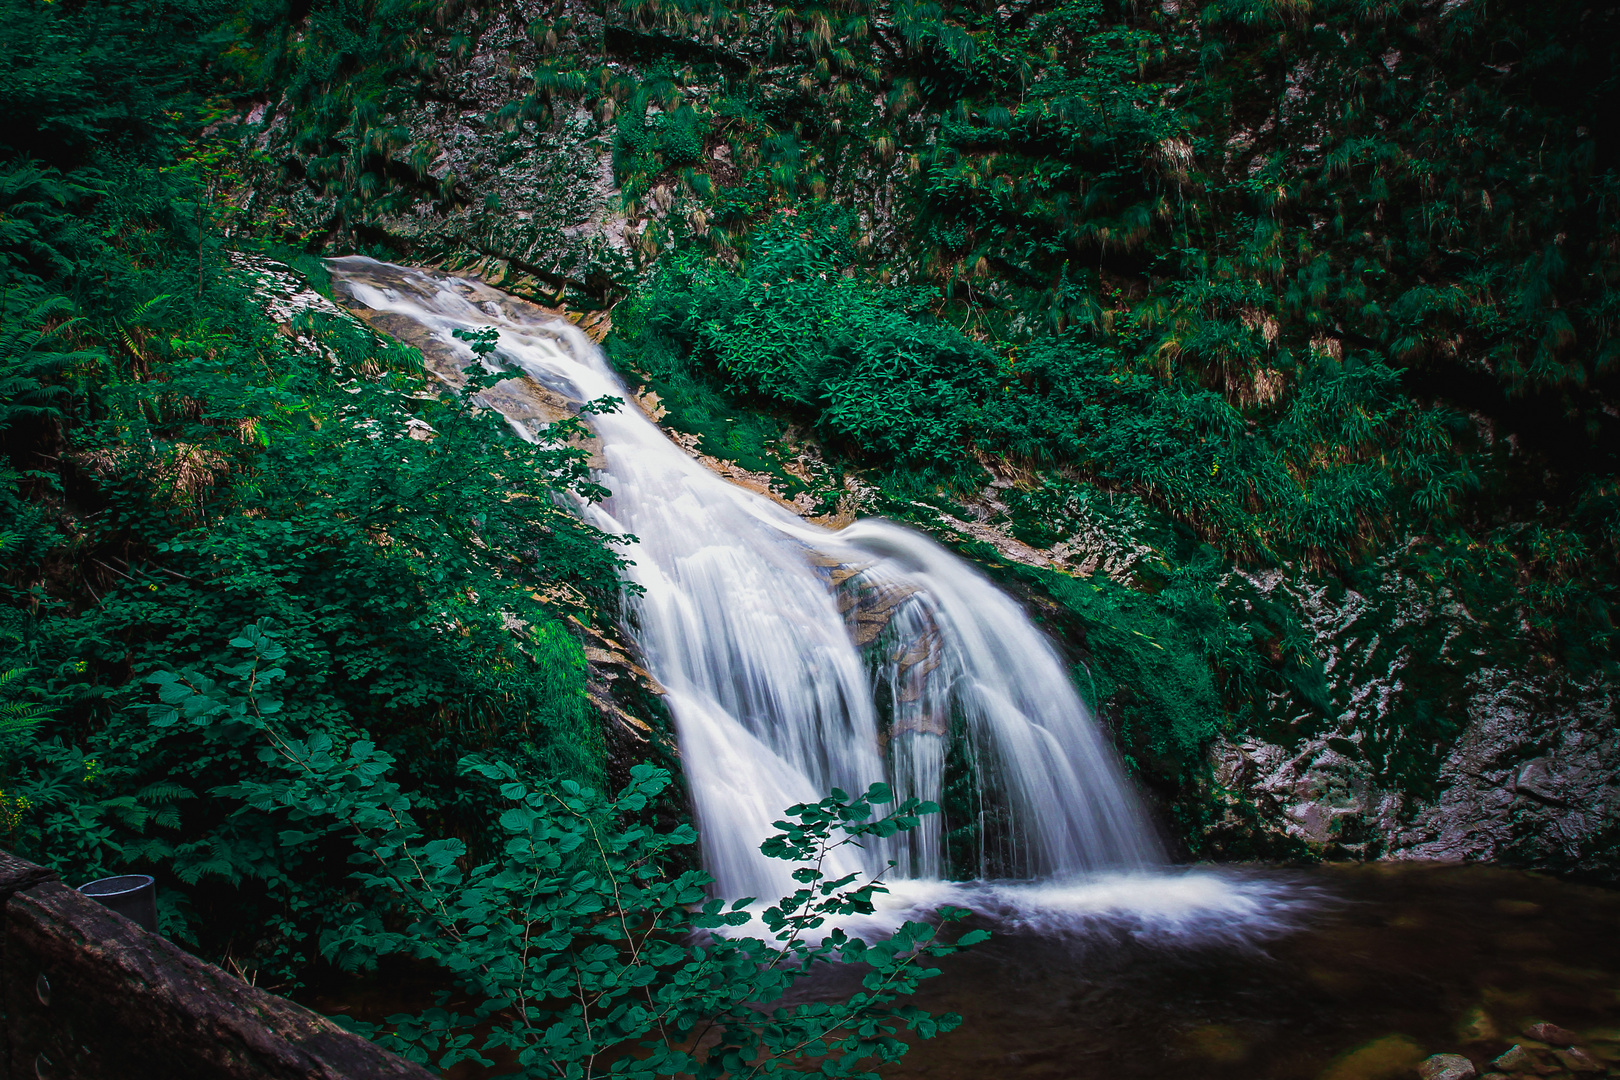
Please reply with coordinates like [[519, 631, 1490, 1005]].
[[327, 259, 1303, 941]]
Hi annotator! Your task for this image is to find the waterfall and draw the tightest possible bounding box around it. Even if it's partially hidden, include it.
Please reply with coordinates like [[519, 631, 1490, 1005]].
[[328, 257, 1164, 906]]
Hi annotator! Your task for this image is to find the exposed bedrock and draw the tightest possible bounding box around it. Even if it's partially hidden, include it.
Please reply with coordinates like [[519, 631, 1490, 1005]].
[[1205, 565, 1619, 874], [1210, 669, 1619, 869]]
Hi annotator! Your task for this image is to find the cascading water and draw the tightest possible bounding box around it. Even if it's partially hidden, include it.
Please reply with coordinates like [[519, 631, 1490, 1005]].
[[326, 258, 1206, 923]]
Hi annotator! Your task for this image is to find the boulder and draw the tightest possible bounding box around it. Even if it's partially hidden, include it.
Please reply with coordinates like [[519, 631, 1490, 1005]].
[[1523, 1022, 1579, 1047], [1553, 1047, 1604, 1074], [1418, 1053, 1478, 1080], [1492, 1045, 1534, 1071], [1513, 757, 1569, 805]]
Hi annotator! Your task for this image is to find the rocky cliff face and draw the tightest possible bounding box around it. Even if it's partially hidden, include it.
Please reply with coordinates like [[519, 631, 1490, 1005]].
[[1210, 666, 1619, 872], [1396, 670, 1618, 867], [243, 0, 633, 294], [238, 0, 924, 297], [1206, 567, 1619, 876]]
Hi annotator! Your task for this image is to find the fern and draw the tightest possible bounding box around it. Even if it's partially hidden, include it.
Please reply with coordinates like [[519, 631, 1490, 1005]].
[[0, 667, 47, 744]]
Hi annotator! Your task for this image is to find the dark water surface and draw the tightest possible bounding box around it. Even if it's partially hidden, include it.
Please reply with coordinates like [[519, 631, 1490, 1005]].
[[311, 862, 1620, 1079], [878, 863, 1620, 1080]]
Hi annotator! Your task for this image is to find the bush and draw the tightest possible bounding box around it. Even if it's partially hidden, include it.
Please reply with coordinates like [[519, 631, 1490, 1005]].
[[164, 625, 982, 1078]]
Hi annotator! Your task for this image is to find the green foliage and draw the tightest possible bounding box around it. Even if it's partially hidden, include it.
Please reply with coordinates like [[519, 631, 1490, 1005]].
[[7, 0, 1620, 944], [0, 295, 632, 965], [155, 625, 979, 1077], [616, 210, 998, 487], [617, 93, 710, 179], [552, 0, 1620, 838], [1028, 568, 1225, 775], [221, 0, 454, 222], [0, 664, 48, 745], [623, 215, 1470, 565], [0, 288, 632, 965], [0, 0, 644, 987]]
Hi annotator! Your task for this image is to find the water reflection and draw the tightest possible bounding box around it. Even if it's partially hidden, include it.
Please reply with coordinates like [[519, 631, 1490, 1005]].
[[874, 864, 1620, 1080]]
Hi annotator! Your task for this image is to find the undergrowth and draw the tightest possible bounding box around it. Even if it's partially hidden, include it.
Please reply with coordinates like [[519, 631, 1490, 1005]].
[[0, 0, 635, 988]]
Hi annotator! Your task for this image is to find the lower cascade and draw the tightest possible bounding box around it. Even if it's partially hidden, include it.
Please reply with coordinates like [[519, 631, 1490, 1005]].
[[330, 257, 1165, 907]]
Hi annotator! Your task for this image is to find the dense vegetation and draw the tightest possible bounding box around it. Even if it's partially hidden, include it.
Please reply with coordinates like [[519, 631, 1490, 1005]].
[[155, 626, 981, 1075], [0, 0, 984, 1072], [4, 0, 1619, 1068], [532, 0, 1615, 854], [195, 0, 1620, 824], [0, 0, 646, 977]]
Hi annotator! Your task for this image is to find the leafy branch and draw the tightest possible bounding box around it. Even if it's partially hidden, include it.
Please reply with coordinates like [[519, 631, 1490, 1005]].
[[149, 624, 984, 1079]]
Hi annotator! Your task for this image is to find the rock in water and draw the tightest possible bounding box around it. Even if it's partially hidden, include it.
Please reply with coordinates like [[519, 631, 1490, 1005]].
[[1456, 1005, 1498, 1043], [1491, 1045, 1533, 1071], [1553, 1047, 1604, 1074], [1523, 1022, 1579, 1046], [1419, 1054, 1477, 1080]]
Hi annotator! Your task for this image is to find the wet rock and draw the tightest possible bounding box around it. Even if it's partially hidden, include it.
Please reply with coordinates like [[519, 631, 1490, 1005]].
[[1207, 642, 1620, 871], [1418, 1053, 1477, 1080], [1321, 1035, 1426, 1080], [1552, 1047, 1604, 1073], [1457, 1006, 1499, 1043], [1515, 758, 1569, 806], [1524, 1023, 1579, 1047], [1201, 553, 1620, 873], [1396, 671, 1619, 869], [230, 251, 353, 326], [1493, 1045, 1534, 1071]]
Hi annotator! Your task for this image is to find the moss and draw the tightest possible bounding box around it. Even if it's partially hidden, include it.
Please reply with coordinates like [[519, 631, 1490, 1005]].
[[603, 320, 829, 505], [1015, 565, 1225, 780]]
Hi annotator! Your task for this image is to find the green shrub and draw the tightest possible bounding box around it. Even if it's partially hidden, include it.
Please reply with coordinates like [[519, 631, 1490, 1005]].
[[161, 624, 981, 1078]]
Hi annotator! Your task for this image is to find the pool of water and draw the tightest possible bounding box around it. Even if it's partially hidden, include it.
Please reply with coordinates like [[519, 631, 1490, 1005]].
[[310, 862, 1620, 1079], [867, 863, 1620, 1080]]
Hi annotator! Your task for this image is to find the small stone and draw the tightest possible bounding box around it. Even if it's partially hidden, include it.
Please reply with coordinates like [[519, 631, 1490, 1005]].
[[1524, 1023, 1579, 1047], [1493, 1045, 1534, 1071], [1553, 1047, 1604, 1074], [1419, 1053, 1478, 1080]]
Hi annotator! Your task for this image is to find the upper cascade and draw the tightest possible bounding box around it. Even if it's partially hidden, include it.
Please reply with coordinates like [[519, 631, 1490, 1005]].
[[329, 256, 1163, 902]]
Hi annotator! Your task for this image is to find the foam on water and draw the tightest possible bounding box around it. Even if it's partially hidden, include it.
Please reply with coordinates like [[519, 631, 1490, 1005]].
[[722, 870, 1321, 947]]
